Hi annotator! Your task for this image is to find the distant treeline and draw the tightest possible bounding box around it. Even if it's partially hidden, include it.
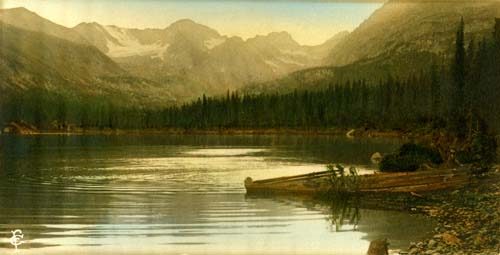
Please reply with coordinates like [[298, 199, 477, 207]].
[[1, 19, 499, 134]]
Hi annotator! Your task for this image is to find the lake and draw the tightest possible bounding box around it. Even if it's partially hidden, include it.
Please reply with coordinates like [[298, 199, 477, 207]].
[[0, 135, 436, 254]]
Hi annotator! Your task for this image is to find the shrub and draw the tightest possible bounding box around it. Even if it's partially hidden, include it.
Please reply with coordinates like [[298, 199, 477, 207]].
[[379, 143, 443, 172], [398, 143, 443, 164], [457, 132, 498, 174], [379, 154, 421, 172], [327, 164, 359, 192]]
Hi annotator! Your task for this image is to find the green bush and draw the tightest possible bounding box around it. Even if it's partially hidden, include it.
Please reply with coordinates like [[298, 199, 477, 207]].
[[379, 154, 421, 172], [398, 143, 443, 164], [379, 143, 443, 172], [457, 132, 498, 174]]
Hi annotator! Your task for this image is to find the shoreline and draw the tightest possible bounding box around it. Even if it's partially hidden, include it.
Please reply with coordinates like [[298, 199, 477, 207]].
[[1, 127, 425, 138], [404, 170, 499, 255], [250, 169, 500, 255]]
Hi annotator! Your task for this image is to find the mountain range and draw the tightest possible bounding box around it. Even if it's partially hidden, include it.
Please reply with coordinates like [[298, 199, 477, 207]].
[[73, 19, 347, 99], [2, 1, 500, 104], [0, 7, 346, 101]]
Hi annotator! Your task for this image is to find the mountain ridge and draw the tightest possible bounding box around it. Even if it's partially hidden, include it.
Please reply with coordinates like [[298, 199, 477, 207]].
[[69, 15, 348, 99], [0, 21, 174, 105], [242, 0, 500, 95], [0, 7, 89, 44], [327, 0, 500, 67]]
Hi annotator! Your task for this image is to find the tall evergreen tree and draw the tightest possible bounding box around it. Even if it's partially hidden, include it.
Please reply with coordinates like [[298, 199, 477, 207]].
[[430, 64, 441, 119], [451, 17, 467, 138]]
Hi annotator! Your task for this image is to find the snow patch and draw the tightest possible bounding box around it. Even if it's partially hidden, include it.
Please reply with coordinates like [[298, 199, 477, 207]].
[[279, 49, 309, 57], [265, 57, 305, 71], [151, 44, 170, 60], [204, 38, 226, 50], [276, 57, 306, 67], [103, 25, 168, 59], [264, 60, 281, 72]]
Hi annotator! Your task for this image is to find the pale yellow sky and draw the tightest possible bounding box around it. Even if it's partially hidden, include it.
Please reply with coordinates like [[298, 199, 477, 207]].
[[1, 0, 383, 45]]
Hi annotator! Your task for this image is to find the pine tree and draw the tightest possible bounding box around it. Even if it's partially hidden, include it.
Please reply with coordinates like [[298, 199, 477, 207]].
[[451, 17, 467, 138], [430, 64, 441, 122]]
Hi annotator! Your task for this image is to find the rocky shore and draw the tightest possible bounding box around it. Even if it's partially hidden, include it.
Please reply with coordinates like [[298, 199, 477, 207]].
[[406, 170, 499, 255]]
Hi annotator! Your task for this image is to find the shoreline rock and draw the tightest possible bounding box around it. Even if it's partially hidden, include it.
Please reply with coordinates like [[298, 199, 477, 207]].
[[405, 170, 499, 255], [2, 121, 39, 135]]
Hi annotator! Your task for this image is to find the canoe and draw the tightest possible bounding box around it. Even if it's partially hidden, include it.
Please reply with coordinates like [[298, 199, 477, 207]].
[[244, 169, 473, 195]]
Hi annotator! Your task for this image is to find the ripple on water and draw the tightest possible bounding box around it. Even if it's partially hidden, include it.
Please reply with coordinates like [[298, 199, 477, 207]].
[[0, 138, 433, 254]]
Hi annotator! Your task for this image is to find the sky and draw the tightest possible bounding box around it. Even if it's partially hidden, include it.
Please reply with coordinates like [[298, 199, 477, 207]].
[[1, 0, 384, 45]]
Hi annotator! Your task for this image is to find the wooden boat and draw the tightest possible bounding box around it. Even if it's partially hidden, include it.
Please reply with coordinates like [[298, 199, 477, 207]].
[[244, 168, 473, 195]]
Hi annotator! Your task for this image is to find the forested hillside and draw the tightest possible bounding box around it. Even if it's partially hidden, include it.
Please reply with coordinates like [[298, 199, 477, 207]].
[[327, 0, 500, 67], [160, 26, 498, 133], [162, 19, 499, 134], [2, 19, 499, 135], [246, 0, 500, 94]]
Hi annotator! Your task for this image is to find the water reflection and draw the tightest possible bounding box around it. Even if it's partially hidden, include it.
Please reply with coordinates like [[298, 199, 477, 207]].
[[0, 134, 433, 254], [327, 194, 361, 232]]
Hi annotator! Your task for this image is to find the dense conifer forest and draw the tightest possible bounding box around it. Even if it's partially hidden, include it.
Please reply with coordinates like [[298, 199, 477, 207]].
[[1, 19, 499, 135]]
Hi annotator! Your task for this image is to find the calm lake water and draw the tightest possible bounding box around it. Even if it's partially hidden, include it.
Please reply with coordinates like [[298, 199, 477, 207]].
[[0, 135, 435, 254]]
